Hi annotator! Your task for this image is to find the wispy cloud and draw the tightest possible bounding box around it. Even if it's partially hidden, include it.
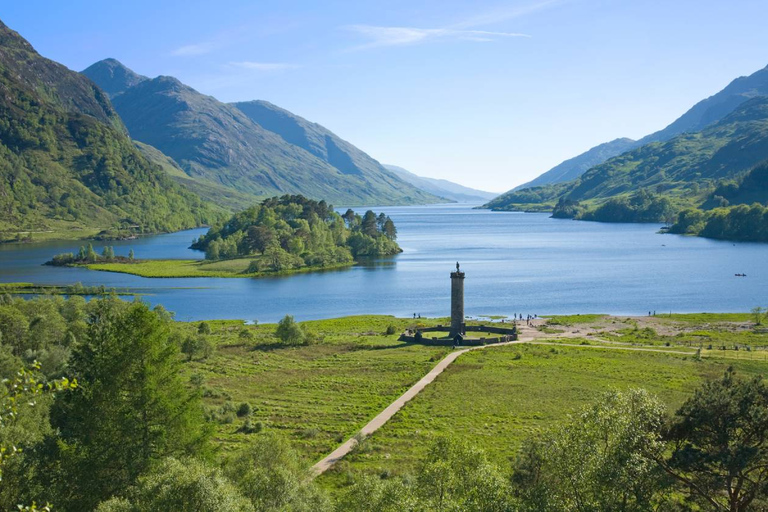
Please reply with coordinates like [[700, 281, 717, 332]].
[[229, 61, 300, 71], [170, 41, 220, 57], [346, 26, 529, 49], [344, 0, 561, 50]]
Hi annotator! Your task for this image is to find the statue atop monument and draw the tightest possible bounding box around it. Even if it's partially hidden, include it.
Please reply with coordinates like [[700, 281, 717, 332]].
[[456, 261, 460, 272]]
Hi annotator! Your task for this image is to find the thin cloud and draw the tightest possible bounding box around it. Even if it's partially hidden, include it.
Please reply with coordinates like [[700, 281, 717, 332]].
[[346, 26, 529, 49], [170, 41, 220, 57], [229, 61, 300, 71], [344, 0, 561, 51], [451, 0, 562, 29]]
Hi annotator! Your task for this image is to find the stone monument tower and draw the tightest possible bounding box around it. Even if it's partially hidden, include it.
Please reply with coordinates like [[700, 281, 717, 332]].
[[450, 262, 465, 336]]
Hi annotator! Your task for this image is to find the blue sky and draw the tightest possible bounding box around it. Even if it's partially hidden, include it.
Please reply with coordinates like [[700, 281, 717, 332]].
[[5, 0, 768, 192]]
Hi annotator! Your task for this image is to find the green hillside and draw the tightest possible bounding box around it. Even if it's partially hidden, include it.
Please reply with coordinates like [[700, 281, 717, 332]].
[[83, 60, 440, 207], [487, 97, 768, 214], [0, 20, 222, 241]]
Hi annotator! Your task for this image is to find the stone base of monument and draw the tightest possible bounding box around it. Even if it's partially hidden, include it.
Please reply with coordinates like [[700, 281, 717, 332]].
[[398, 324, 518, 346]]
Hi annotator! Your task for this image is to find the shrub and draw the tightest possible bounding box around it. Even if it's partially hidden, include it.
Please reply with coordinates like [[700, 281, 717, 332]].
[[236, 402, 252, 417], [385, 324, 397, 335], [275, 315, 305, 345]]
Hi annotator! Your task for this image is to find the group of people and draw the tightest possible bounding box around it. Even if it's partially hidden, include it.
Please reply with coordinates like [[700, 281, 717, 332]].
[[514, 313, 537, 326]]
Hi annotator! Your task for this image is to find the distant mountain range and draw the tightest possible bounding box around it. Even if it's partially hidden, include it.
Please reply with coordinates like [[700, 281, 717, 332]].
[[82, 60, 440, 208], [513, 64, 768, 193], [383, 165, 495, 203], [488, 63, 768, 213], [513, 138, 636, 191], [0, 20, 220, 238]]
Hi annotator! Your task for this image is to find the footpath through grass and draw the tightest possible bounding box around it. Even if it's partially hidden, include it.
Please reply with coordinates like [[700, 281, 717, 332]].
[[320, 343, 766, 490], [181, 316, 450, 462]]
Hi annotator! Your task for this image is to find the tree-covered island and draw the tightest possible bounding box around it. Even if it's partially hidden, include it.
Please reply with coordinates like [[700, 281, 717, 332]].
[[48, 195, 402, 278]]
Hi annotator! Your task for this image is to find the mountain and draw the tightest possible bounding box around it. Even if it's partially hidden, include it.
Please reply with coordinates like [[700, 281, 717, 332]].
[[83, 60, 440, 207], [638, 64, 768, 145], [513, 138, 636, 191], [383, 165, 496, 203], [0, 20, 220, 239], [513, 64, 768, 193], [81, 58, 147, 98], [486, 96, 768, 211]]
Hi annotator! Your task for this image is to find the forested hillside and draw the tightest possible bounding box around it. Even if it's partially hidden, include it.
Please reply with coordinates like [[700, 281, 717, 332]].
[[0, 20, 221, 240]]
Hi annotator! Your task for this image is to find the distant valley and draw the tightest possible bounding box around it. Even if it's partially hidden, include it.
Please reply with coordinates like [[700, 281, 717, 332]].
[[384, 165, 496, 203]]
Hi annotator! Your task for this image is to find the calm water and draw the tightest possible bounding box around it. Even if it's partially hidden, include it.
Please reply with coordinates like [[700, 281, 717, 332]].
[[1, 204, 766, 322]]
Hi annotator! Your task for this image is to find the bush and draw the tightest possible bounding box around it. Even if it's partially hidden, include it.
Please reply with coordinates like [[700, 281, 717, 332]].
[[275, 315, 305, 345], [237, 418, 263, 434], [236, 402, 252, 417], [385, 324, 397, 335], [197, 321, 211, 335]]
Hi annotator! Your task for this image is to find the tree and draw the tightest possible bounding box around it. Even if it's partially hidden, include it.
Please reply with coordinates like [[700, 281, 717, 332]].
[[383, 217, 397, 240], [417, 437, 513, 511], [48, 299, 210, 510], [275, 315, 304, 345], [128, 249, 134, 261], [85, 243, 98, 262], [342, 209, 357, 228], [751, 306, 765, 325], [512, 389, 671, 511], [96, 457, 253, 512], [245, 225, 274, 255], [197, 321, 211, 335], [657, 368, 768, 512], [377, 212, 388, 231], [361, 210, 378, 237], [101, 246, 114, 260], [224, 433, 328, 512], [0, 362, 76, 509]]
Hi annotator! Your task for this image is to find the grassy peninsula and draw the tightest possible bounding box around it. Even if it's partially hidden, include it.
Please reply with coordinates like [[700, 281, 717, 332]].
[[50, 195, 402, 278]]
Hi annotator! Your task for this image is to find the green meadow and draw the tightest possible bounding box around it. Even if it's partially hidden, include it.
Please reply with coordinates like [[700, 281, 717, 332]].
[[85, 258, 354, 278], [178, 316, 450, 461], [319, 343, 766, 490]]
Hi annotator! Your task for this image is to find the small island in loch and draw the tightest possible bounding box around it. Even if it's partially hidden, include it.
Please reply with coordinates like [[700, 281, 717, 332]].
[[47, 195, 402, 278]]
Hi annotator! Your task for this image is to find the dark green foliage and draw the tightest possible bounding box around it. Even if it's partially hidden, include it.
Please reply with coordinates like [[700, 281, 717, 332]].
[[0, 22, 221, 237], [659, 368, 768, 511], [181, 335, 213, 361], [512, 389, 671, 511], [276, 315, 305, 345], [579, 189, 676, 223], [95, 457, 254, 512], [48, 245, 126, 266], [236, 402, 252, 417], [192, 195, 401, 272], [337, 437, 513, 511], [550, 198, 584, 219], [224, 433, 329, 511], [671, 203, 768, 242], [47, 299, 210, 511]]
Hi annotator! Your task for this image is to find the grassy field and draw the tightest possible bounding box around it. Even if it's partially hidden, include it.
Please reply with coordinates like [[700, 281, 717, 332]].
[[0, 282, 139, 296], [85, 258, 354, 278], [319, 343, 766, 490], [179, 316, 450, 462]]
